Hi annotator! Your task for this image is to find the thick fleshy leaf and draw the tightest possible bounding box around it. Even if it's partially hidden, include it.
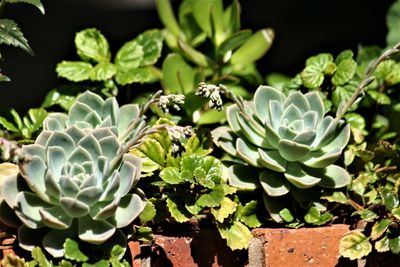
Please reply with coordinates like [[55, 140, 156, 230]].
[[293, 129, 316, 146], [22, 144, 46, 159], [47, 147, 67, 178], [44, 171, 61, 202], [91, 198, 120, 220], [310, 165, 351, 188], [47, 131, 75, 155], [84, 110, 102, 128], [110, 194, 144, 228], [212, 126, 237, 156], [226, 104, 242, 133], [302, 148, 342, 168], [77, 134, 102, 161], [35, 131, 52, 146], [79, 216, 115, 244], [2, 173, 25, 209], [258, 149, 286, 172], [14, 192, 51, 228], [60, 197, 90, 218], [303, 111, 318, 129], [284, 91, 310, 113], [118, 104, 140, 135], [18, 226, 49, 253], [21, 156, 48, 200], [99, 171, 119, 201], [262, 193, 284, 223], [68, 102, 92, 125], [236, 112, 270, 148], [312, 116, 338, 149], [305, 92, 324, 123], [281, 104, 302, 124], [278, 139, 311, 162], [227, 165, 259, 190], [277, 125, 297, 140], [68, 147, 92, 165], [119, 154, 141, 192], [99, 135, 120, 159], [102, 98, 119, 126], [320, 123, 350, 152], [76, 186, 102, 206], [259, 170, 290, 196], [77, 91, 104, 111], [254, 86, 284, 123], [64, 126, 86, 145], [162, 53, 195, 94], [284, 163, 321, 188], [268, 100, 283, 131], [236, 138, 261, 167], [39, 206, 73, 229]]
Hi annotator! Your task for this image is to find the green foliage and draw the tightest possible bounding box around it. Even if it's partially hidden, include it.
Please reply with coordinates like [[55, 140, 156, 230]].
[[56, 28, 163, 95], [0, 108, 47, 141], [156, 0, 273, 124]]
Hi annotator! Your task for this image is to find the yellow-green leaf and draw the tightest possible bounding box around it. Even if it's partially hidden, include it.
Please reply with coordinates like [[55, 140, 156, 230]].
[[211, 197, 238, 223], [217, 221, 252, 250], [339, 230, 372, 260], [371, 219, 391, 241]]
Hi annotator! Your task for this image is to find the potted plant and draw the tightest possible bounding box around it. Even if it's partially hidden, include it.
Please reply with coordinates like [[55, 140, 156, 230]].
[[2, 0, 400, 266]]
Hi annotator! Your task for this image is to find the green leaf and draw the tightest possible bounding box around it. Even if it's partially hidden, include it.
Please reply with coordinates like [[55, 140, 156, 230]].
[[162, 53, 195, 94], [56, 61, 93, 82], [31, 247, 52, 267], [333, 81, 358, 110], [156, 0, 181, 36], [392, 207, 400, 220], [64, 238, 89, 262], [136, 138, 166, 168], [195, 108, 227, 125], [352, 209, 378, 221], [134, 226, 153, 243], [90, 62, 116, 81], [178, 39, 208, 67], [211, 197, 237, 223], [389, 236, 400, 254], [380, 188, 399, 210], [0, 115, 18, 132], [371, 219, 391, 241], [135, 29, 163, 66], [217, 221, 252, 250], [0, 19, 33, 55], [219, 30, 252, 54], [189, 0, 223, 38], [139, 201, 156, 223], [230, 28, 274, 65], [115, 67, 152, 85], [339, 230, 372, 260], [237, 200, 262, 228], [41, 86, 80, 111], [166, 196, 191, 222], [160, 167, 182, 184], [375, 236, 390, 252], [321, 192, 349, 204], [301, 65, 324, 89], [367, 91, 391, 105], [279, 208, 294, 223], [195, 186, 225, 208], [332, 59, 357, 86], [196, 156, 222, 188], [335, 50, 354, 64], [75, 28, 110, 63], [306, 53, 334, 69], [304, 207, 333, 225], [387, 0, 400, 46], [6, 0, 44, 14], [115, 40, 143, 70]]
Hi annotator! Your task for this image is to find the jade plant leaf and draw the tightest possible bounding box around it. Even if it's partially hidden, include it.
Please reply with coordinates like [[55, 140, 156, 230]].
[[162, 53, 195, 94], [339, 230, 372, 260]]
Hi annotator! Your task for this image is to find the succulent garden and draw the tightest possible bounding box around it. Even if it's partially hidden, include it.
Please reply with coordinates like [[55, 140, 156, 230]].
[[1, 0, 400, 266]]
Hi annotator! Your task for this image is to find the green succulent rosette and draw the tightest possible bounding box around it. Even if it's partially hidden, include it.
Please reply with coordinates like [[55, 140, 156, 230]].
[[213, 86, 351, 203], [0, 125, 144, 257], [43, 91, 145, 140]]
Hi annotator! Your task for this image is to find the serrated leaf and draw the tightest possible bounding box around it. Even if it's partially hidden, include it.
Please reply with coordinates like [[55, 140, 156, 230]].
[[0, 19, 33, 55], [237, 200, 262, 228], [211, 197, 238, 223], [139, 201, 156, 223], [195, 156, 222, 189], [375, 235, 390, 252], [217, 221, 252, 250], [333, 81, 358, 111], [56, 61, 93, 82], [279, 208, 294, 223], [89, 62, 116, 81], [41, 86, 80, 111], [301, 65, 324, 89], [371, 219, 391, 241], [135, 29, 163, 66], [321, 192, 349, 204], [6, 0, 44, 14], [351, 209, 377, 222], [160, 167, 182, 184], [64, 238, 89, 262], [31, 247, 52, 267], [134, 226, 153, 243], [306, 53, 334, 69], [136, 138, 166, 168], [166, 196, 191, 222], [335, 50, 354, 64], [389, 236, 400, 254], [75, 28, 110, 63], [339, 230, 372, 260], [115, 67, 152, 85], [380, 187, 399, 210], [195, 186, 225, 208], [332, 59, 357, 86], [115, 40, 143, 70]]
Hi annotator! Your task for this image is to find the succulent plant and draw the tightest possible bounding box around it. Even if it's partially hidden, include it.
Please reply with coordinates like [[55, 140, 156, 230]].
[[213, 85, 351, 199], [0, 124, 144, 257], [43, 90, 146, 142]]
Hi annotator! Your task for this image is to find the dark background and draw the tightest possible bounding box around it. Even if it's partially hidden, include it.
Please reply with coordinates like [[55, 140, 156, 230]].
[[0, 0, 395, 112]]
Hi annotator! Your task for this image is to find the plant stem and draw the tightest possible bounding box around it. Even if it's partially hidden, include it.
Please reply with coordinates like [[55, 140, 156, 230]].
[[334, 42, 400, 122]]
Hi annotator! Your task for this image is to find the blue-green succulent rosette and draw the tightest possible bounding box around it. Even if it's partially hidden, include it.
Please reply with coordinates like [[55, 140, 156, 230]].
[[213, 86, 351, 219]]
